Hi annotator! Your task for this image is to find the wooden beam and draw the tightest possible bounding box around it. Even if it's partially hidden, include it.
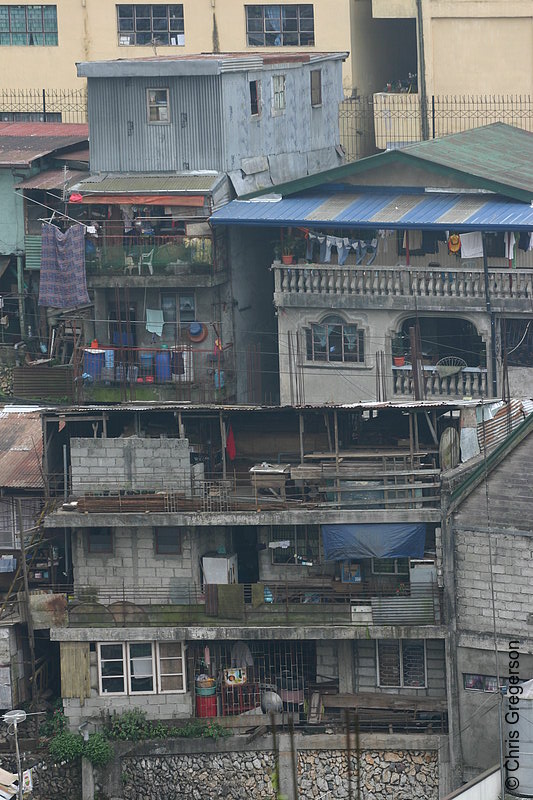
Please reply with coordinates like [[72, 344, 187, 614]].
[[321, 692, 447, 712]]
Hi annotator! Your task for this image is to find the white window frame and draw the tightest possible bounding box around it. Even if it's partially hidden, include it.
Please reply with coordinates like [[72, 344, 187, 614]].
[[147, 88, 170, 124], [156, 642, 187, 694], [98, 642, 186, 696], [376, 639, 427, 689], [272, 74, 286, 113], [371, 557, 409, 575]]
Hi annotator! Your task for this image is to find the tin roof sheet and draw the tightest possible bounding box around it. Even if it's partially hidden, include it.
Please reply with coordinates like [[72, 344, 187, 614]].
[[16, 169, 86, 190], [0, 412, 43, 489], [0, 124, 89, 166], [74, 172, 222, 194], [210, 188, 533, 231]]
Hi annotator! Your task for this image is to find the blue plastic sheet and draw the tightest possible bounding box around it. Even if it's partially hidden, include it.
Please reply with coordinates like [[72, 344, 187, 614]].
[[321, 523, 426, 561]]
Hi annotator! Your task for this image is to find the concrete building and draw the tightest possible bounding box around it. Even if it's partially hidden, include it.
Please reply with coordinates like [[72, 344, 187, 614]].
[[212, 123, 533, 405]]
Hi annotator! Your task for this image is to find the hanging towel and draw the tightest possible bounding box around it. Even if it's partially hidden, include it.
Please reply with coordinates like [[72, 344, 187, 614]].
[[403, 229, 422, 251], [460, 232, 483, 259], [38, 223, 89, 308], [504, 232, 516, 263], [146, 309, 164, 337], [226, 424, 236, 461]]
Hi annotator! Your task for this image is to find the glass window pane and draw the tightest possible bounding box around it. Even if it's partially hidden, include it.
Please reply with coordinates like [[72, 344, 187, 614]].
[[264, 6, 280, 30], [247, 17, 262, 32], [29, 31, 43, 44], [130, 642, 152, 658], [9, 7, 27, 32], [300, 31, 314, 45], [0, 32, 10, 43], [136, 17, 151, 31], [118, 5, 134, 18], [282, 31, 298, 44], [136, 4, 151, 16], [299, 4, 314, 17], [152, 4, 168, 17], [160, 658, 183, 674], [282, 5, 297, 17], [152, 17, 167, 31], [282, 18, 297, 32], [101, 644, 123, 660], [160, 642, 182, 659], [102, 676, 125, 692], [299, 17, 314, 31], [265, 31, 281, 45], [247, 31, 264, 46], [161, 674, 183, 691], [136, 31, 151, 44], [27, 7, 43, 31], [0, 9, 8, 32], [246, 6, 263, 20], [118, 17, 134, 32]]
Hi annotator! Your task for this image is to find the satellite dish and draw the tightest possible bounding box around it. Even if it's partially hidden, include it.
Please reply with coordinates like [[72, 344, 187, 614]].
[[439, 426, 460, 471]]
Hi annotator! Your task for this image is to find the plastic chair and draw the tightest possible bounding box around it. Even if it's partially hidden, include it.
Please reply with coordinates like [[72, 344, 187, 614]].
[[138, 249, 154, 275]]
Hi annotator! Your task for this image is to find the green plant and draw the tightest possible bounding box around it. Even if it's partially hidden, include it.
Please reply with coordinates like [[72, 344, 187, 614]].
[[105, 708, 152, 741], [40, 700, 67, 737], [281, 235, 303, 257], [49, 731, 84, 763], [84, 732, 114, 767], [176, 719, 231, 740], [391, 332, 407, 357]]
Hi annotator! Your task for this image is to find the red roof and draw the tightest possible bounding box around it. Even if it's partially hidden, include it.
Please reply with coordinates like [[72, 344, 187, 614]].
[[0, 412, 43, 490], [0, 122, 88, 137]]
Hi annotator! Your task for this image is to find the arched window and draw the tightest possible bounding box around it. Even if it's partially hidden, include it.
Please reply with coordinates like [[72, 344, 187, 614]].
[[305, 315, 364, 363]]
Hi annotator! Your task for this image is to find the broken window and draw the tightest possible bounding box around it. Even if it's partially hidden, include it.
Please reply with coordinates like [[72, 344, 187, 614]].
[[245, 5, 314, 47]]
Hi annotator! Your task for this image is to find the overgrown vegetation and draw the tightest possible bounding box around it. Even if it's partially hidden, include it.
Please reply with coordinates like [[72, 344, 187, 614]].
[[45, 707, 230, 767]]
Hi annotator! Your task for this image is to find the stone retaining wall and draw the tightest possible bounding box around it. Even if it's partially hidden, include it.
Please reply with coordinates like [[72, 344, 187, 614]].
[[1, 754, 81, 800]]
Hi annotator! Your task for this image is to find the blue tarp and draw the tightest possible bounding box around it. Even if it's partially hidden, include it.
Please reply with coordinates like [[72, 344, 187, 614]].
[[321, 523, 426, 561]]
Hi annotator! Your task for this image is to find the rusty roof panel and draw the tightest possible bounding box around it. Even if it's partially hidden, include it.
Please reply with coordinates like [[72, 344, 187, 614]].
[[0, 412, 43, 489], [16, 169, 86, 190]]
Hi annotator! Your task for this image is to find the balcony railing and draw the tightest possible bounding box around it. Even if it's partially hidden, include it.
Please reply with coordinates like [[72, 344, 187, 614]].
[[273, 263, 533, 302], [393, 365, 488, 399], [77, 344, 234, 402], [85, 234, 226, 278], [61, 581, 443, 627]]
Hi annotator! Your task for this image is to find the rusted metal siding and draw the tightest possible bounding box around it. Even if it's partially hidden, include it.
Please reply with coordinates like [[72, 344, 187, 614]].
[[88, 76, 224, 173], [12, 365, 74, 403], [60, 642, 91, 701], [0, 412, 43, 489]]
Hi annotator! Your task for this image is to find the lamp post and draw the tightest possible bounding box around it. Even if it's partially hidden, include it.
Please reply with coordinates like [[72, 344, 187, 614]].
[[3, 710, 26, 800]]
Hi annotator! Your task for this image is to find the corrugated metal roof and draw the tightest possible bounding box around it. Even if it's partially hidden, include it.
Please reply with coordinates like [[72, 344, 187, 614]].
[[243, 123, 533, 204], [74, 172, 222, 194], [0, 122, 88, 137], [0, 133, 89, 166], [0, 412, 43, 489], [59, 147, 90, 162], [210, 188, 533, 230], [398, 123, 533, 203], [16, 169, 86, 190], [477, 399, 533, 451]]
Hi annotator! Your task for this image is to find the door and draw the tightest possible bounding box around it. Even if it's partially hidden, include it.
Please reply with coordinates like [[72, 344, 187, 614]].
[[233, 527, 259, 584]]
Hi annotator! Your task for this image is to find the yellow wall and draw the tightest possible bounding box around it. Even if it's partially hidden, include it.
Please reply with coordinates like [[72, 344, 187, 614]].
[[0, 0, 355, 94]]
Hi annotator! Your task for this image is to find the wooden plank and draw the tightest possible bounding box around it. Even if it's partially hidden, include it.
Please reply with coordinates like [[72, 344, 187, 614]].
[[60, 642, 90, 702], [321, 692, 447, 712]]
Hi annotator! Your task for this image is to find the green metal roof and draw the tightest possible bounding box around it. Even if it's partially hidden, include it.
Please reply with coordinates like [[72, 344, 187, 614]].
[[74, 173, 222, 194], [244, 123, 533, 203], [396, 123, 533, 203]]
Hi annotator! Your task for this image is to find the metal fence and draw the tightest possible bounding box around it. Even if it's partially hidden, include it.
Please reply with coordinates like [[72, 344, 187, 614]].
[[0, 88, 87, 123], [340, 93, 533, 161]]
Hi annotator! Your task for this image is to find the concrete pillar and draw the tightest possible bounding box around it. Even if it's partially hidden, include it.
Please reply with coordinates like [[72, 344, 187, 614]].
[[81, 757, 94, 800], [338, 641, 355, 694]]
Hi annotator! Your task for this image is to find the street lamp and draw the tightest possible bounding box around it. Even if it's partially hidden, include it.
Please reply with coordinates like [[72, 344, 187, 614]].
[[3, 710, 26, 800]]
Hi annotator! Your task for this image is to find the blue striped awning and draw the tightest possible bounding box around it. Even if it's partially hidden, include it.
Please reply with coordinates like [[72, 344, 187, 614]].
[[210, 189, 533, 230]]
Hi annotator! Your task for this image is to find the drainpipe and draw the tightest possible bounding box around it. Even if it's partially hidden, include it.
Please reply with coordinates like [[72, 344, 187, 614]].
[[416, 0, 430, 141], [482, 234, 498, 398], [16, 254, 25, 339]]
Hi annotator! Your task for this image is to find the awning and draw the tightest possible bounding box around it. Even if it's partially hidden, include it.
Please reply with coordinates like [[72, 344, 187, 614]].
[[210, 188, 533, 231], [321, 523, 426, 561], [16, 169, 86, 191], [77, 194, 206, 206]]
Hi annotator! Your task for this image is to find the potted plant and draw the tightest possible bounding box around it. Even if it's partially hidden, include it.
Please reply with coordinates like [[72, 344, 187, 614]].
[[392, 333, 407, 367], [281, 235, 302, 265]]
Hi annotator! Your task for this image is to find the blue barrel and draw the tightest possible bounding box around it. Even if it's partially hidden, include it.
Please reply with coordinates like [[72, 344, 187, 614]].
[[155, 350, 171, 382], [139, 352, 153, 373], [104, 349, 114, 369], [83, 349, 105, 380]]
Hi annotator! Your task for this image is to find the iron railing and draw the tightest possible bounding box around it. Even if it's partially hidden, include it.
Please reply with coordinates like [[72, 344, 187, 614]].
[[0, 88, 87, 123]]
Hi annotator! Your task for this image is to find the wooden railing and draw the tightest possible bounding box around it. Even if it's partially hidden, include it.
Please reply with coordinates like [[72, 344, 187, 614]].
[[273, 263, 533, 301]]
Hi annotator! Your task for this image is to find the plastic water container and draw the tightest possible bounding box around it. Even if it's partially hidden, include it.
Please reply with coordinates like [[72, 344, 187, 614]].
[[104, 349, 114, 369], [155, 350, 171, 382], [139, 352, 153, 372], [83, 349, 105, 380]]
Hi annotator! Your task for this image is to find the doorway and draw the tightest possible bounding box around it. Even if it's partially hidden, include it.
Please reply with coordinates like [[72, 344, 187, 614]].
[[233, 527, 259, 584]]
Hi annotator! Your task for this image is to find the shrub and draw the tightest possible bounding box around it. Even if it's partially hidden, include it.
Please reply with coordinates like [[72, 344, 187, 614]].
[[40, 701, 67, 737], [105, 709, 152, 741], [84, 732, 114, 767], [49, 731, 84, 763]]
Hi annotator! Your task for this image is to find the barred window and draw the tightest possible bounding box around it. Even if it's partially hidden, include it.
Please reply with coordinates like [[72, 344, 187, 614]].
[[246, 5, 314, 47], [377, 640, 426, 688], [306, 316, 364, 363], [0, 5, 58, 46], [271, 525, 320, 566], [117, 4, 184, 46]]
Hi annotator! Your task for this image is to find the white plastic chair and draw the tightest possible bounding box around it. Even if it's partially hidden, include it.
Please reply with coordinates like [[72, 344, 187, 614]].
[[138, 249, 154, 275]]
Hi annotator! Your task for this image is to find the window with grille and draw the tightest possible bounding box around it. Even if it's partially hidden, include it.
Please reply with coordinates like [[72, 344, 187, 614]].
[[377, 640, 426, 688], [161, 292, 195, 334], [117, 4, 184, 46], [245, 5, 314, 47], [271, 525, 320, 565], [305, 316, 365, 363], [98, 641, 186, 695], [0, 5, 57, 45]]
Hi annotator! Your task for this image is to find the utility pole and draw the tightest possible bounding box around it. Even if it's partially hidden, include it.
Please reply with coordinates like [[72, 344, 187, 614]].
[[16, 500, 37, 702]]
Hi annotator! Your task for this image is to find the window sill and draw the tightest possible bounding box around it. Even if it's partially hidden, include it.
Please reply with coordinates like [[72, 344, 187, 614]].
[[302, 361, 371, 371]]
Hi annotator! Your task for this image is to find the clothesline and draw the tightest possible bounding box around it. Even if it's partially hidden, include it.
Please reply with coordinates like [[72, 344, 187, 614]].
[[13, 190, 87, 227]]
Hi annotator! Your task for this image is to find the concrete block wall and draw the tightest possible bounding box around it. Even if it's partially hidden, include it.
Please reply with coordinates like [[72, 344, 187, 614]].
[[455, 529, 533, 637], [70, 436, 195, 493], [63, 648, 192, 730], [354, 639, 446, 697], [316, 641, 339, 683]]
